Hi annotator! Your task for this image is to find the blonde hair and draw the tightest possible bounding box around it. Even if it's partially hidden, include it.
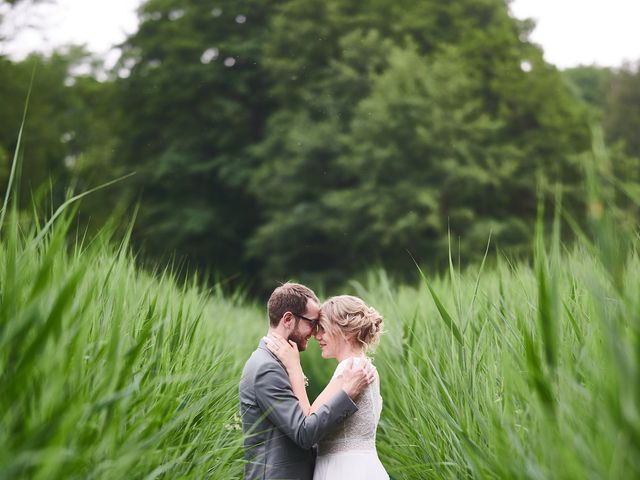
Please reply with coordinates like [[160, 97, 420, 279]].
[[320, 295, 384, 352]]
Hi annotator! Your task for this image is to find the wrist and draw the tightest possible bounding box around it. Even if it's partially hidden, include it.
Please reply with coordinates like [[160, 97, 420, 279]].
[[343, 386, 357, 400], [340, 380, 355, 399], [288, 363, 304, 378]]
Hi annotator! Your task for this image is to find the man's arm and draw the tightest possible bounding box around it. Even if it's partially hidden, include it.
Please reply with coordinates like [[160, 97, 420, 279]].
[[254, 364, 357, 449], [309, 358, 377, 414], [263, 335, 376, 416]]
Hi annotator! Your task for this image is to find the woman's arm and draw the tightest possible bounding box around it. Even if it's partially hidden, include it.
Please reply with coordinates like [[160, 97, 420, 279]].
[[263, 334, 312, 414], [264, 334, 372, 416]]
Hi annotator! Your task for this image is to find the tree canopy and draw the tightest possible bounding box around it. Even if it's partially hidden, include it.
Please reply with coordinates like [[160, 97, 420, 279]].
[[3, 0, 637, 292]]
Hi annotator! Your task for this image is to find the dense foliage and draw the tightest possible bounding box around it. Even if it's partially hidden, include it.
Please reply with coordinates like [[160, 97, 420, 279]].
[[563, 62, 640, 215], [1, 1, 639, 292]]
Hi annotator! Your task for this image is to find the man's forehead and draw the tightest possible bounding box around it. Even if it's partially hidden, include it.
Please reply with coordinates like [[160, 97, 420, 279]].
[[305, 299, 321, 316]]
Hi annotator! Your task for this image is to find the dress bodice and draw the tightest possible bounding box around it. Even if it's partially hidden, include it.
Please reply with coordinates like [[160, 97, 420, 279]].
[[317, 357, 383, 455]]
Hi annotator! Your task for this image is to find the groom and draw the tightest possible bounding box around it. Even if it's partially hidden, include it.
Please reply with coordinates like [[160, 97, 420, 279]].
[[239, 282, 374, 480]]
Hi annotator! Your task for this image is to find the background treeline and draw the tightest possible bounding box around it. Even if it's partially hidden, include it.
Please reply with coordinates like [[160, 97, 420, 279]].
[[1, 0, 639, 292]]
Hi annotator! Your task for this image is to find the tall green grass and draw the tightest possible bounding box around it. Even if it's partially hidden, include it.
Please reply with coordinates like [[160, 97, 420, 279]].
[[362, 159, 640, 478], [0, 206, 266, 479], [298, 199, 638, 479], [366, 239, 639, 479], [2, 133, 638, 478]]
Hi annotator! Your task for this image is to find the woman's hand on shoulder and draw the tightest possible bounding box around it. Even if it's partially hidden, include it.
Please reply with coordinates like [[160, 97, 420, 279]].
[[263, 333, 301, 372]]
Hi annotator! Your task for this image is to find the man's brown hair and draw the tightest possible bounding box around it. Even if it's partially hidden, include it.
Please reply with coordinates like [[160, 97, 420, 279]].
[[267, 282, 319, 327]]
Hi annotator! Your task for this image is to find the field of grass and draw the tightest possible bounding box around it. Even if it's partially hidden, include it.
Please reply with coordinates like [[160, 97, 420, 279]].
[[1, 177, 639, 478]]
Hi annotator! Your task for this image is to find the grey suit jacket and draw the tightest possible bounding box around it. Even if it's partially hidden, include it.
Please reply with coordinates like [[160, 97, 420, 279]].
[[239, 340, 358, 480]]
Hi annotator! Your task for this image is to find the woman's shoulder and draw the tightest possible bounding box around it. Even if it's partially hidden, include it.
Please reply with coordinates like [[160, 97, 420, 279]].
[[333, 356, 371, 376]]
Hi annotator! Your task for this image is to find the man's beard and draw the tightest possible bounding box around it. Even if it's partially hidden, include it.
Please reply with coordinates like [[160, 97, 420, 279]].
[[288, 325, 308, 352]]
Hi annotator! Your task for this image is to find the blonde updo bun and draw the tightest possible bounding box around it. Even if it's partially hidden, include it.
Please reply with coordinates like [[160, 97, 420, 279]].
[[320, 295, 384, 353]]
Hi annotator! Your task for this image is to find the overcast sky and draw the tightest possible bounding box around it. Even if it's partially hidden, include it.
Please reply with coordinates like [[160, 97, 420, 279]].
[[1, 0, 639, 69]]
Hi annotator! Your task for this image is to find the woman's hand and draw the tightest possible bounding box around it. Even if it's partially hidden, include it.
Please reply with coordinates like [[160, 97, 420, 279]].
[[263, 333, 301, 373]]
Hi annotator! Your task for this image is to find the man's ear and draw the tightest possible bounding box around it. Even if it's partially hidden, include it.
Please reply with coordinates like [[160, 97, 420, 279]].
[[281, 311, 295, 329]]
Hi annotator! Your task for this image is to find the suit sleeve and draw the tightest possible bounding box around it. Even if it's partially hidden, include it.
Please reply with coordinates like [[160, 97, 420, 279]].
[[254, 363, 357, 449]]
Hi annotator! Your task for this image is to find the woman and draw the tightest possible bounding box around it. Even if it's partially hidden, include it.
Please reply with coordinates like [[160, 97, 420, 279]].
[[264, 295, 388, 480]]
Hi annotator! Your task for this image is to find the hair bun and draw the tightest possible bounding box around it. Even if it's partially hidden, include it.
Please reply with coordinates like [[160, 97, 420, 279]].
[[360, 305, 384, 348], [321, 295, 385, 352]]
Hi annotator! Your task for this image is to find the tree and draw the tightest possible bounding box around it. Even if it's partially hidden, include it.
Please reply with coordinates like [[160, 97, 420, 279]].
[[0, 52, 76, 206], [113, 0, 282, 283], [246, 0, 590, 287], [562, 65, 613, 113], [604, 62, 640, 159], [77, 0, 594, 290]]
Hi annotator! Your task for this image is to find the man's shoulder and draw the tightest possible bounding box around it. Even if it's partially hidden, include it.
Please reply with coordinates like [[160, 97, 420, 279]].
[[240, 346, 288, 398], [242, 346, 282, 377]]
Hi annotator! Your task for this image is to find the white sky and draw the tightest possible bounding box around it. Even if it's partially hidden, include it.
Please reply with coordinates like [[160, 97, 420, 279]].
[[1, 0, 639, 69], [0, 0, 141, 68], [509, 0, 640, 68]]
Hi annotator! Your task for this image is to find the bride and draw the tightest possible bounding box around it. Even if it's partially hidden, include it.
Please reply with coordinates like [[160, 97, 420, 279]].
[[264, 295, 389, 479]]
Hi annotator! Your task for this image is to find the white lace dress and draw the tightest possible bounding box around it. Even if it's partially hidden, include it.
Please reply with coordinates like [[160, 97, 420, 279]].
[[314, 357, 389, 480]]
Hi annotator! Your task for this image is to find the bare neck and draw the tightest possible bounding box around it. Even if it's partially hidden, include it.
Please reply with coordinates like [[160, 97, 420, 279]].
[[336, 344, 364, 362]]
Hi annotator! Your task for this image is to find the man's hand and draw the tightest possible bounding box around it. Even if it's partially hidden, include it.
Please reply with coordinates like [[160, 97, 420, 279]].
[[340, 358, 376, 400]]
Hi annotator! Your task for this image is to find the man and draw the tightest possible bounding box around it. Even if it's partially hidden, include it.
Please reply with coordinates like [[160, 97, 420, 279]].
[[239, 282, 375, 480]]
